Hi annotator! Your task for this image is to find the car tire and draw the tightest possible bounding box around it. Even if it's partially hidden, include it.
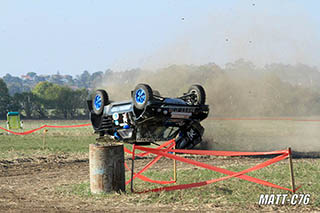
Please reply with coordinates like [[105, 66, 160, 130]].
[[92, 89, 109, 115], [132, 84, 153, 110], [153, 90, 160, 96], [188, 85, 206, 105]]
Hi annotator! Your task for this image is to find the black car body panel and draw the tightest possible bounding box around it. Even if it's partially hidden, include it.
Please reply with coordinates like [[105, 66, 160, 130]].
[[88, 84, 209, 149]]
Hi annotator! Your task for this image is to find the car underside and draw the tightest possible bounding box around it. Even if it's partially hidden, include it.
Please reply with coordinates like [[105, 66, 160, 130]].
[[87, 83, 209, 149]]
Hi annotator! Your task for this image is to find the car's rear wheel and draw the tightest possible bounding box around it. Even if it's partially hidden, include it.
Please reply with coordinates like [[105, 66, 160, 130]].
[[132, 84, 153, 110], [92, 89, 109, 115], [153, 90, 160, 96], [187, 85, 206, 105]]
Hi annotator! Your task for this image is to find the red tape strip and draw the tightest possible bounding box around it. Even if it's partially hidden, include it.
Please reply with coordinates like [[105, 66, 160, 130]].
[[0, 125, 47, 135], [138, 153, 291, 193], [165, 148, 288, 156], [124, 139, 175, 157], [126, 143, 176, 185], [0, 123, 91, 135], [44, 124, 91, 128], [209, 117, 320, 122], [209, 117, 293, 121], [135, 145, 293, 193], [124, 162, 175, 185]]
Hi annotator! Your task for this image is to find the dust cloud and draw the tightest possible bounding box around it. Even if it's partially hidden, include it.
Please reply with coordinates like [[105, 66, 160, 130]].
[[94, 64, 320, 152], [93, 4, 320, 152]]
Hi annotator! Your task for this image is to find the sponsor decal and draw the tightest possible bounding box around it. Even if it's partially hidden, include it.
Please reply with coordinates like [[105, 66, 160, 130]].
[[110, 104, 132, 113], [187, 128, 197, 140], [136, 138, 154, 142], [171, 112, 192, 119], [167, 106, 196, 113]]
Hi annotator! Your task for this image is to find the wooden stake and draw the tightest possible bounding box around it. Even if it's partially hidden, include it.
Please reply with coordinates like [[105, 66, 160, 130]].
[[42, 129, 48, 149], [130, 144, 136, 193], [173, 146, 177, 182], [288, 147, 295, 193]]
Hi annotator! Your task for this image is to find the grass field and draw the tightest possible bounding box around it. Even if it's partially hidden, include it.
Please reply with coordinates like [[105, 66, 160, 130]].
[[59, 158, 320, 210], [0, 119, 319, 211], [1, 118, 320, 158], [0, 120, 94, 159]]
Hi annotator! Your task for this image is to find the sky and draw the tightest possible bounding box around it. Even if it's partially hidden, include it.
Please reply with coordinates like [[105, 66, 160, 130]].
[[0, 0, 320, 77]]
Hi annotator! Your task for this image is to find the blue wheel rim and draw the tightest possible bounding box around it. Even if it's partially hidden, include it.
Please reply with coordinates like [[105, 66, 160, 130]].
[[94, 94, 102, 110], [135, 88, 146, 104]]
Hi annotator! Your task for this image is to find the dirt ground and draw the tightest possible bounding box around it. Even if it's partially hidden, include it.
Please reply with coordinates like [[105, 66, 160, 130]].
[[0, 156, 89, 212], [0, 155, 315, 212], [0, 155, 254, 212]]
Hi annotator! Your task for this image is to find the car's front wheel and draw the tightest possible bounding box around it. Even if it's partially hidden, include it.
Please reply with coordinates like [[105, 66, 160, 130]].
[[187, 85, 206, 105], [92, 89, 109, 115], [132, 84, 153, 110]]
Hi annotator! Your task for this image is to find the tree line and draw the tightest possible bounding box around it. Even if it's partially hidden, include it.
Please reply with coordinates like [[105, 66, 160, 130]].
[[2, 70, 105, 95], [1, 59, 320, 119], [0, 79, 88, 119]]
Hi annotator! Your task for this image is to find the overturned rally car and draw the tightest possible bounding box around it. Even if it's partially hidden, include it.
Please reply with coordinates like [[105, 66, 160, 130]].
[[87, 84, 209, 149]]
